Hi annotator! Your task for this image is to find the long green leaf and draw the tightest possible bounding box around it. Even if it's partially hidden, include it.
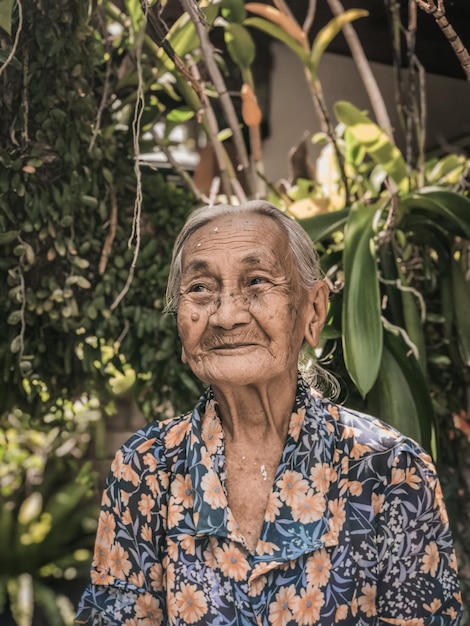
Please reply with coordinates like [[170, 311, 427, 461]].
[[244, 17, 310, 64], [0, 0, 14, 36], [342, 202, 382, 396], [310, 10, 369, 81], [400, 188, 470, 239], [334, 101, 408, 193], [452, 241, 470, 366], [298, 207, 350, 243], [366, 330, 435, 451]]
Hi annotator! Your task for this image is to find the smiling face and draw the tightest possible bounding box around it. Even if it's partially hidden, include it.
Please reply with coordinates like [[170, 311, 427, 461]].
[[176, 213, 326, 389]]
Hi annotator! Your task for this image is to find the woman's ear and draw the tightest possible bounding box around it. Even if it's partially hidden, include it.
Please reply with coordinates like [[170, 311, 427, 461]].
[[304, 280, 329, 348]]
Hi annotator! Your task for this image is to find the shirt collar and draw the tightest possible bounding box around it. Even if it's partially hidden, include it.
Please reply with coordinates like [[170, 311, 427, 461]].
[[185, 376, 338, 561]]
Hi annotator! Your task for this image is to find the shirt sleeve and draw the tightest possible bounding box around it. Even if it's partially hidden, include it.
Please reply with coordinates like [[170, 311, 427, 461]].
[[75, 427, 168, 625], [375, 444, 463, 625]]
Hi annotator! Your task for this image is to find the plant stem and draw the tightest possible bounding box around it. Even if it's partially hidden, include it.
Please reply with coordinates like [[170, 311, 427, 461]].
[[326, 0, 395, 142]]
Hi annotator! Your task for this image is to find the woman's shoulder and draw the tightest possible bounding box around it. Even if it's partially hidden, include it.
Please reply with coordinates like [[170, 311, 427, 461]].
[[315, 396, 432, 466]]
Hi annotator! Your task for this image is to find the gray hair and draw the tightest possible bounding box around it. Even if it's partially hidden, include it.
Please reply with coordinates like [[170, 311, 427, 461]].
[[165, 200, 322, 314]]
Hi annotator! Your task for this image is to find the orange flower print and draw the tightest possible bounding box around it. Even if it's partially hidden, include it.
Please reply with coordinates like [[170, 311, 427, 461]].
[[288, 408, 306, 442], [421, 541, 439, 577], [123, 618, 139, 626], [145, 474, 160, 497], [90, 569, 114, 585], [277, 470, 309, 507], [391, 467, 405, 485], [120, 462, 140, 486], [423, 598, 442, 613], [215, 543, 250, 581], [290, 586, 324, 625], [291, 490, 326, 524], [149, 563, 163, 591], [165, 561, 176, 592], [348, 481, 363, 496], [167, 501, 184, 529], [179, 534, 196, 556], [97, 510, 115, 547], [329, 498, 346, 533], [136, 438, 156, 454], [138, 493, 155, 523], [175, 582, 208, 624], [256, 540, 278, 556], [327, 405, 339, 419], [110, 449, 124, 478], [335, 604, 349, 621], [92, 541, 112, 573], [165, 419, 190, 449], [268, 585, 296, 626], [350, 441, 371, 460], [309, 463, 337, 495], [109, 543, 132, 579], [357, 583, 377, 617], [141, 523, 153, 542], [200, 470, 226, 509], [248, 575, 267, 597], [306, 548, 332, 587], [201, 413, 223, 455], [404, 467, 422, 489], [171, 473, 194, 508], [129, 571, 145, 588], [203, 538, 218, 570], [167, 537, 179, 561], [120, 490, 130, 507], [372, 492, 384, 516], [135, 593, 163, 626], [122, 508, 133, 526], [264, 491, 282, 523]]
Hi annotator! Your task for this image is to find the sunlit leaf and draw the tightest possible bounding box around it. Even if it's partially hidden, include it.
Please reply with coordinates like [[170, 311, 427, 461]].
[[0, 0, 14, 36], [310, 10, 369, 81], [342, 202, 382, 396], [244, 17, 310, 65], [334, 101, 408, 192], [400, 188, 470, 239]]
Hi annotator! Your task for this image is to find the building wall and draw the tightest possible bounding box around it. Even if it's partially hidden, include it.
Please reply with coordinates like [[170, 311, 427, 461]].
[[263, 43, 470, 183]]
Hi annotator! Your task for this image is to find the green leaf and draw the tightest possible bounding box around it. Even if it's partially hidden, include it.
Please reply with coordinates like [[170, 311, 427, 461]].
[[0, 230, 19, 245], [310, 10, 369, 81], [0, 48, 21, 70], [166, 107, 195, 123], [400, 188, 470, 240], [0, 0, 14, 36], [367, 330, 435, 450], [334, 101, 408, 192], [221, 0, 246, 22], [224, 23, 256, 70], [244, 17, 309, 65], [298, 207, 349, 243], [452, 242, 470, 366], [342, 202, 382, 396]]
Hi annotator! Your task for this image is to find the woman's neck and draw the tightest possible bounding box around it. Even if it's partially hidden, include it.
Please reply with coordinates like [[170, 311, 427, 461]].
[[211, 371, 298, 445]]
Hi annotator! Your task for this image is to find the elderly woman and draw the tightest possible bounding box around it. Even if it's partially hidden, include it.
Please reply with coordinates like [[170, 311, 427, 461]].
[[76, 201, 462, 625]]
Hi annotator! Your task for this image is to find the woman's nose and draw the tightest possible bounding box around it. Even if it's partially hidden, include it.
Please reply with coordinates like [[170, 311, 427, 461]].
[[209, 291, 250, 329]]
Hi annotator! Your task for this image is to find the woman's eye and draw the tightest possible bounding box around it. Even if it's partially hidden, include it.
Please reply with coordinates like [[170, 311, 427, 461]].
[[188, 284, 208, 293], [249, 277, 268, 286]]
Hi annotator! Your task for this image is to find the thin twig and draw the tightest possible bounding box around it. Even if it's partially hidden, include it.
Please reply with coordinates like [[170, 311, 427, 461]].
[[180, 0, 255, 197], [110, 11, 146, 311], [327, 0, 394, 142], [414, 0, 470, 79], [98, 184, 118, 275], [303, 0, 318, 34], [149, 126, 210, 203], [186, 56, 233, 198]]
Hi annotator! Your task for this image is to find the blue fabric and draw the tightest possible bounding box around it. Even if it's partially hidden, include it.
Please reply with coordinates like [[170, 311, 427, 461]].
[[76, 377, 462, 625]]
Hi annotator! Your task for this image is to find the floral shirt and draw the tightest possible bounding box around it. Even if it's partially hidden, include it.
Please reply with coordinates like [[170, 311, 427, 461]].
[[76, 377, 462, 626]]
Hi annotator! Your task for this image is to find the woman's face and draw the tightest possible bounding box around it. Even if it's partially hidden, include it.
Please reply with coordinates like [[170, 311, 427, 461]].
[[176, 213, 325, 388]]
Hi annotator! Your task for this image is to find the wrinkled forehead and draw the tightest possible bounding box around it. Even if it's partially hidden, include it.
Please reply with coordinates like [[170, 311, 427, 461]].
[[181, 213, 292, 268]]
